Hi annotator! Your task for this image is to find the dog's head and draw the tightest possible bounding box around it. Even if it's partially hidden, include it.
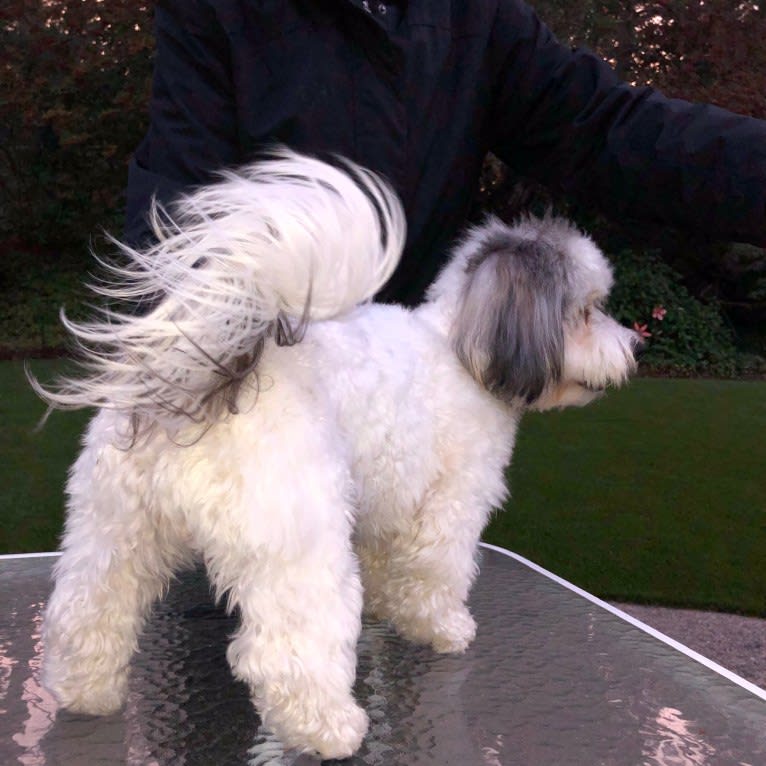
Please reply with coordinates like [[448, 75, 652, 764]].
[[427, 215, 639, 410]]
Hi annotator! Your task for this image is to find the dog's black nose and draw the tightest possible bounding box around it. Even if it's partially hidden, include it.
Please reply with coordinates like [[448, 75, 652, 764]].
[[632, 335, 647, 361]]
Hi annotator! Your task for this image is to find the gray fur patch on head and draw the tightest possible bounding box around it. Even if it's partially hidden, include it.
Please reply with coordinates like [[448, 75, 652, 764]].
[[452, 223, 569, 403]]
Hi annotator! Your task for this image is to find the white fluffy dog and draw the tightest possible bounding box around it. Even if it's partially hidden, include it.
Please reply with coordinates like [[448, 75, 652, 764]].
[[31, 151, 638, 759]]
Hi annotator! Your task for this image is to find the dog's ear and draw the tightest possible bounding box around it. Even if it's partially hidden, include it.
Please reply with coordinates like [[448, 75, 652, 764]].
[[451, 234, 566, 403]]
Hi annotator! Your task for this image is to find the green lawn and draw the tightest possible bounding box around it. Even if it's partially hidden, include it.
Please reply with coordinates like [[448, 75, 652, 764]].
[[1, 360, 89, 553], [484, 377, 766, 615], [3, 360, 765, 615]]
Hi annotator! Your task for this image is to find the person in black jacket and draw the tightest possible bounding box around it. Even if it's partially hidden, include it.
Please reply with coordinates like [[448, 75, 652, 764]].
[[126, 0, 766, 306]]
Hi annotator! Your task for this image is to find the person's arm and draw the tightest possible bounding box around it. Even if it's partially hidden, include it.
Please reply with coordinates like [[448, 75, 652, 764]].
[[125, 0, 240, 245], [487, 0, 766, 246]]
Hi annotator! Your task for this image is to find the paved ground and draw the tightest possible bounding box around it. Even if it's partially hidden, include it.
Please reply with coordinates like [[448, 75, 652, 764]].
[[613, 602, 766, 690]]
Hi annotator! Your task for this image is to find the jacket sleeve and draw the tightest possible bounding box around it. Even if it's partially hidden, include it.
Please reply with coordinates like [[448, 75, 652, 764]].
[[488, 0, 766, 246], [124, 0, 240, 245]]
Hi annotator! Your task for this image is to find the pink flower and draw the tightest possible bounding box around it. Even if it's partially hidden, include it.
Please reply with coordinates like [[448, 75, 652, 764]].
[[633, 322, 652, 339], [652, 305, 667, 321]]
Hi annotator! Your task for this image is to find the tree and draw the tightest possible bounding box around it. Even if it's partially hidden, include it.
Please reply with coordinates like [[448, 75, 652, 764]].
[[631, 1, 766, 119], [0, 1, 154, 255]]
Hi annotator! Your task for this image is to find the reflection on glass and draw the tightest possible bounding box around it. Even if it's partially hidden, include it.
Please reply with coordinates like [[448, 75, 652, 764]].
[[642, 706, 716, 765], [10, 604, 57, 765]]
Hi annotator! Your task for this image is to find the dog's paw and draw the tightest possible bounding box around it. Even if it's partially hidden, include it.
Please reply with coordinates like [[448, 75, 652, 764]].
[[303, 701, 369, 760], [392, 603, 477, 654], [430, 607, 477, 654], [44, 664, 128, 715], [262, 694, 369, 761]]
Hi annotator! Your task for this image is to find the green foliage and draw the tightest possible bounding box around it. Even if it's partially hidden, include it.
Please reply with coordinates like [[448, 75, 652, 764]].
[[606, 248, 740, 376]]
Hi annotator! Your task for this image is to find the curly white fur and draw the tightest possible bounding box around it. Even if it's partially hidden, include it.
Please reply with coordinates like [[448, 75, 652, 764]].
[[33, 152, 638, 760]]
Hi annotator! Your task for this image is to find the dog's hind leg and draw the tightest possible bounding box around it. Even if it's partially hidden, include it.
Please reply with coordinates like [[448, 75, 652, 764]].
[[193, 420, 367, 760], [43, 421, 190, 715]]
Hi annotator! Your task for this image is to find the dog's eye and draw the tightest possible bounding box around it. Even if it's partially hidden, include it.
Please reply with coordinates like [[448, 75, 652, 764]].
[[583, 306, 592, 322]]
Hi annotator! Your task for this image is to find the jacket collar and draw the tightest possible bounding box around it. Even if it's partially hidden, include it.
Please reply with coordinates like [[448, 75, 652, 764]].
[[341, 0, 451, 30]]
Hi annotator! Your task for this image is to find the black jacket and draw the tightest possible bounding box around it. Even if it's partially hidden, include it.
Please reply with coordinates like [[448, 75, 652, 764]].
[[126, 0, 766, 306]]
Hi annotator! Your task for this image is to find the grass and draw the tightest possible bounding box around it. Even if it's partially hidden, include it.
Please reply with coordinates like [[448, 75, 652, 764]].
[[484, 377, 766, 615], [0, 360, 89, 553], [2, 360, 765, 615]]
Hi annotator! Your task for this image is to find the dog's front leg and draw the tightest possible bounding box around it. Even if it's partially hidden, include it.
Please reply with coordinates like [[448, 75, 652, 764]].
[[358, 473, 502, 654]]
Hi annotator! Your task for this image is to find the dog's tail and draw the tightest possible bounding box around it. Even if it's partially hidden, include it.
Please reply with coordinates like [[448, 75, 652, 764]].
[[28, 149, 406, 436]]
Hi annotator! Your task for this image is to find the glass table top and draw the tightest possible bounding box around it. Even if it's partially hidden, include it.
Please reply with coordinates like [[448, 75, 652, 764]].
[[2, 545, 764, 765]]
